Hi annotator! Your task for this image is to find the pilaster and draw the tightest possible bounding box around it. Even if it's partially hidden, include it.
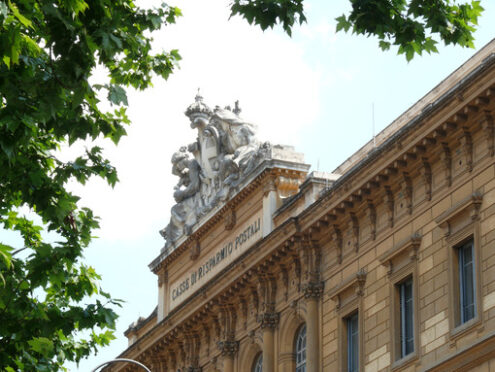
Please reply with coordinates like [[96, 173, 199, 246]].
[[262, 176, 277, 237]]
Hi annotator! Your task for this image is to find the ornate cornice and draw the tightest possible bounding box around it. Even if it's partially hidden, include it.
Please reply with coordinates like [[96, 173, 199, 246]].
[[294, 57, 495, 241]]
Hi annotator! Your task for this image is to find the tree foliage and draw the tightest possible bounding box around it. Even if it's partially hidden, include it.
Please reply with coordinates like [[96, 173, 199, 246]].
[[230, 0, 484, 61], [0, 0, 180, 370]]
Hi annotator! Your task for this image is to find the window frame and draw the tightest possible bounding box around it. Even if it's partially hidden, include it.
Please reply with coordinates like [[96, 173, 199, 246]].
[[457, 240, 476, 324], [345, 311, 359, 372], [391, 269, 420, 369], [252, 351, 263, 372], [447, 228, 482, 339], [379, 233, 421, 369], [396, 276, 416, 359], [398, 277, 414, 357], [295, 323, 306, 372], [435, 192, 483, 340], [329, 269, 366, 372]]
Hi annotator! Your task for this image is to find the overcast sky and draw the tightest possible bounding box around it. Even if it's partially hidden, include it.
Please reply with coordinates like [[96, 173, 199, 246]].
[[3, 0, 495, 370]]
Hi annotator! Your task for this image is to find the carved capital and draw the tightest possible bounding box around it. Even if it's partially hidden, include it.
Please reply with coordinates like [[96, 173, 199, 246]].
[[303, 281, 325, 299], [186, 367, 202, 372], [276, 175, 301, 198], [263, 177, 277, 196], [158, 269, 168, 286], [257, 311, 280, 329], [217, 340, 239, 357]]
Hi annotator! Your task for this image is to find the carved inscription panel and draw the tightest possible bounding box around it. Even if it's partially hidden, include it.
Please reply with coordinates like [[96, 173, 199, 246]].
[[169, 213, 263, 310]]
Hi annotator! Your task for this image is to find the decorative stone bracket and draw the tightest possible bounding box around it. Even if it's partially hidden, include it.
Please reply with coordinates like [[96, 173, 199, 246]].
[[223, 206, 236, 231], [480, 111, 494, 157], [190, 239, 200, 260]]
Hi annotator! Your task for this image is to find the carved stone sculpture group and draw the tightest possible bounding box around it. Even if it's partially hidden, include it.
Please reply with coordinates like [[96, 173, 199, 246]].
[[160, 94, 272, 250]]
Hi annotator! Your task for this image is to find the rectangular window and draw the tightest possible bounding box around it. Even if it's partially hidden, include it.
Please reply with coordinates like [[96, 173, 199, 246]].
[[398, 277, 414, 358], [458, 240, 475, 324], [346, 312, 359, 372]]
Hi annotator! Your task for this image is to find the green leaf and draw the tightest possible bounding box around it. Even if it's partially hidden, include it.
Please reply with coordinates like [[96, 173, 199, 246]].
[[7, 0, 32, 28], [335, 15, 351, 32], [108, 85, 128, 106], [0, 244, 13, 268], [2, 55, 10, 68], [28, 337, 54, 356], [379, 40, 391, 51]]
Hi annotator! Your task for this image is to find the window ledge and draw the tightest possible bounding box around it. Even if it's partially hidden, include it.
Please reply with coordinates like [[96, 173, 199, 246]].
[[392, 351, 418, 371], [450, 316, 481, 341]]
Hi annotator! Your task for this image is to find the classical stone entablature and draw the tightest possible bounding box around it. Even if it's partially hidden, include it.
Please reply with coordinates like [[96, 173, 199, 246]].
[[109, 40, 495, 372]]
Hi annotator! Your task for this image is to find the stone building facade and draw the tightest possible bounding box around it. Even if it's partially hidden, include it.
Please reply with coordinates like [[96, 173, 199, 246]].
[[107, 40, 495, 372]]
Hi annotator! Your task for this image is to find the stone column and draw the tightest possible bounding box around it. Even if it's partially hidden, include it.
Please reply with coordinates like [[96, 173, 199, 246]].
[[259, 312, 279, 372], [218, 340, 238, 372], [304, 282, 324, 372], [224, 354, 234, 372]]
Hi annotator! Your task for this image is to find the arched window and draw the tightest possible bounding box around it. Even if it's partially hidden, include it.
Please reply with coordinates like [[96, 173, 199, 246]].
[[252, 352, 263, 372], [295, 324, 306, 372]]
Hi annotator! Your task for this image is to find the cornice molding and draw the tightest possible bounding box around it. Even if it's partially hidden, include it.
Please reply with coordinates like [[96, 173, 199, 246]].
[[435, 191, 483, 230], [328, 269, 367, 310], [378, 232, 422, 276]]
